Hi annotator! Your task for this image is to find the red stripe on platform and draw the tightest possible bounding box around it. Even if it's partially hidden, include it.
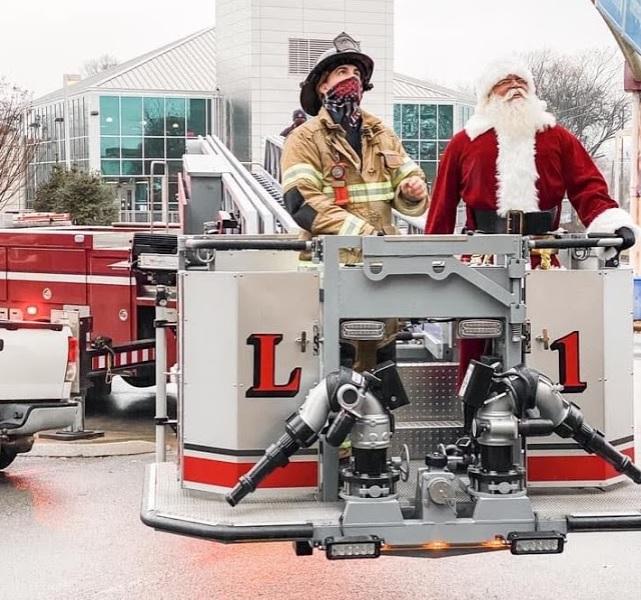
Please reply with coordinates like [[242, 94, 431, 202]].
[[527, 447, 635, 482], [183, 455, 318, 488]]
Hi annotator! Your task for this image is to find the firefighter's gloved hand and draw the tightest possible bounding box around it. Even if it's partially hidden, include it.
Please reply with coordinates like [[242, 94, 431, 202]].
[[615, 226, 636, 251], [400, 176, 427, 202]]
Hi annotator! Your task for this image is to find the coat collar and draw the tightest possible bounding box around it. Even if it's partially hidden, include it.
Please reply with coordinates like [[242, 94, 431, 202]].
[[317, 107, 384, 136]]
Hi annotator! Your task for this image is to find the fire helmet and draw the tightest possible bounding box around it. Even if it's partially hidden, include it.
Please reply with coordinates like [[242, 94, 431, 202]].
[[299, 32, 374, 116]]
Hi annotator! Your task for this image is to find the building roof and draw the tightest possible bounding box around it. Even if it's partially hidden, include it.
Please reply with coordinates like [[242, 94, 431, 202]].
[[393, 73, 474, 105], [34, 27, 216, 106]]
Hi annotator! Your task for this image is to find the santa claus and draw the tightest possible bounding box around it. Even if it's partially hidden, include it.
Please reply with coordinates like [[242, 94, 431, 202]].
[[425, 58, 637, 250]]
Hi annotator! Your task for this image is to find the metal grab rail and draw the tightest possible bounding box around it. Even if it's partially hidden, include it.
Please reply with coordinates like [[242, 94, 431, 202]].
[[205, 135, 298, 234]]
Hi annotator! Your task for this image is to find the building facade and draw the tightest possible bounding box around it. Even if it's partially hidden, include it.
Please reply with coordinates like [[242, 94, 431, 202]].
[[27, 28, 218, 220], [393, 74, 474, 188], [215, 0, 394, 164]]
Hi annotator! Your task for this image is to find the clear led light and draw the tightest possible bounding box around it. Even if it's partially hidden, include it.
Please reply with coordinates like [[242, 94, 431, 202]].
[[340, 320, 386, 341], [508, 531, 565, 555], [457, 319, 503, 339], [325, 536, 381, 560]]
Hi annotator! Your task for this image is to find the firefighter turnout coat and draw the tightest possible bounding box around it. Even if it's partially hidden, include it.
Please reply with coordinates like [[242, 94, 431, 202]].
[[281, 107, 428, 250]]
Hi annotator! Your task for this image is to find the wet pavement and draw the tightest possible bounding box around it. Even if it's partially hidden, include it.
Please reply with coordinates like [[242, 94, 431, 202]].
[[3, 453, 641, 600]]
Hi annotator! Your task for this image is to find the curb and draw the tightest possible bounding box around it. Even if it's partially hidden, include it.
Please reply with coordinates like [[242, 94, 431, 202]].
[[27, 440, 156, 458]]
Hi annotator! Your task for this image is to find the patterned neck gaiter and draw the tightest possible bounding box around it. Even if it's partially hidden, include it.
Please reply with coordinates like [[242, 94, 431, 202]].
[[322, 76, 363, 129]]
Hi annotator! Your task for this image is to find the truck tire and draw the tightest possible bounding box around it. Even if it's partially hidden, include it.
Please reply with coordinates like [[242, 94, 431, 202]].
[[0, 448, 18, 470]]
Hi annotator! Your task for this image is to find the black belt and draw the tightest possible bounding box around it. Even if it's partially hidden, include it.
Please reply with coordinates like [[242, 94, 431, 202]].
[[473, 208, 557, 235]]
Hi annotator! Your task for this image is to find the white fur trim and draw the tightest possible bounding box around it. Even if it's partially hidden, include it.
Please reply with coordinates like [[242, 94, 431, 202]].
[[586, 207, 639, 236], [495, 131, 540, 215], [475, 58, 535, 106]]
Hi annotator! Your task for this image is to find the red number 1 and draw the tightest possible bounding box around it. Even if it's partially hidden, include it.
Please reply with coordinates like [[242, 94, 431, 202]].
[[550, 331, 587, 393]]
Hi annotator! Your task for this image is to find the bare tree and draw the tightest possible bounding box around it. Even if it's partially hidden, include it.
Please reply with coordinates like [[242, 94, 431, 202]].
[[81, 54, 119, 78], [0, 79, 37, 210], [527, 48, 628, 159]]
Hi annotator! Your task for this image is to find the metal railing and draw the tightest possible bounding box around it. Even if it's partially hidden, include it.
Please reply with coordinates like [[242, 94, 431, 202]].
[[118, 210, 180, 224]]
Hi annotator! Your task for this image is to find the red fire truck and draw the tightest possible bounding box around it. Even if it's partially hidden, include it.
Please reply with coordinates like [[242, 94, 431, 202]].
[[0, 225, 177, 399]]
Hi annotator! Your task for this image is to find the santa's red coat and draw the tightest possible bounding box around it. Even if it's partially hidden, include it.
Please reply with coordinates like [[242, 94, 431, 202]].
[[425, 125, 618, 234]]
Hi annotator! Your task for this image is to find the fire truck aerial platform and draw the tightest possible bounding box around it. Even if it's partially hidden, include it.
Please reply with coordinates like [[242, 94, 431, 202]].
[[130, 135, 641, 560]]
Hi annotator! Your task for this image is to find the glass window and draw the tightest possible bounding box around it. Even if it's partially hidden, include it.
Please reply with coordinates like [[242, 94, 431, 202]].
[[393, 104, 401, 135], [167, 137, 185, 159], [420, 161, 437, 184], [167, 160, 182, 177], [122, 160, 143, 176], [101, 137, 120, 159], [101, 160, 120, 176], [121, 137, 143, 158], [438, 105, 453, 139], [143, 97, 165, 136], [144, 138, 165, 159], [100, 96, 119, 135], [401, 104, 418, 139], [121, 97, 143, 136], [187, 99, 207, 137], [404, 141, 419, 161], [419, 140, 436, 161], [419, 104, 437, 139], [166, 98, 186, 136]]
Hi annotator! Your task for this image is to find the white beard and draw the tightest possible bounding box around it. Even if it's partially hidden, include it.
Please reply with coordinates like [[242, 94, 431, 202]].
[[467, 90, 556, 216]]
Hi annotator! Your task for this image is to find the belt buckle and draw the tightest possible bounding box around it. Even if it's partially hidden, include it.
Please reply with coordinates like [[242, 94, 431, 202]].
[[506, 210, 524, 234]]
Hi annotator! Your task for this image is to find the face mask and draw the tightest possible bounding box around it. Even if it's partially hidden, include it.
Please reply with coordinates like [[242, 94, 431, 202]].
[[322, 76, 363, 128]]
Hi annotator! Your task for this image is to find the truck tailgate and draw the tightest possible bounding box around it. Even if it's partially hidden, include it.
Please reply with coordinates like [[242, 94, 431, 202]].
[[0, 321, 69, 401]]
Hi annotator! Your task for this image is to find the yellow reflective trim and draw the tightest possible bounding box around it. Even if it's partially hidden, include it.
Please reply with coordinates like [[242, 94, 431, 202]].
[[338, 214, 366, 235], [282, 163, 324, 190], [391, 158, 419, 187], [321, 181, 395, 204]]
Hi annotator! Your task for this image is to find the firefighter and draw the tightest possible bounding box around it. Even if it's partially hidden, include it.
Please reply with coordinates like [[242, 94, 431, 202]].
[[280, 109, 307, 137], [281, 31, 429, 370]]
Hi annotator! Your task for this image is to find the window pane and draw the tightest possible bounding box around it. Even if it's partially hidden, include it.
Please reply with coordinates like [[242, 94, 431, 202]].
[[438, 105, 453, 139], [421, 161, 437, 184], [100, 96, 119, 135], [393, 104, 401, 135], [187, 99, 207, 137], [121, 136, 143, 158], [121, 97, 142, 136], [167, 137, 185, 159], [419, 105, 437, 139], [419, 140, 436, 161], [144, 137, 165, 159], [167, 160, 182, 177], [143, 97, 165, 136], [401, 104, 418, 139], [122, 160, 143, 176], [101, 160, 120, 175], [166, 98, 186, 136], [404, 141, 419, 161]]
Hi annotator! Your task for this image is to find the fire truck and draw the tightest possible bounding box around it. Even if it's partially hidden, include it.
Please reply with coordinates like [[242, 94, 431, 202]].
[[134, 135, 641, 560]]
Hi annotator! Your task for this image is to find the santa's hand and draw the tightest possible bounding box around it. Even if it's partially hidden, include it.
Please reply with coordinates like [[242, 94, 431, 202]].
[[615, 226, 636, 250], [400, 176, 427, 202]]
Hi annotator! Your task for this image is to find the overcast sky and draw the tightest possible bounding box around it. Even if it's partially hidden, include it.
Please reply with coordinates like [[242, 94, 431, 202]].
[[0, 0, 618, 97]]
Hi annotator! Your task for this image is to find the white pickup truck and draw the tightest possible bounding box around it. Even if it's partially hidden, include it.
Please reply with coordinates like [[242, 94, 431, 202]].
[[0, 320, 79, 469]]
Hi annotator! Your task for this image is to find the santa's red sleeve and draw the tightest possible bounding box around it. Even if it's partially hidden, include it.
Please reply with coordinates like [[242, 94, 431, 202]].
[[559, 126, 635, 234], [425, 133, 465, 234]]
